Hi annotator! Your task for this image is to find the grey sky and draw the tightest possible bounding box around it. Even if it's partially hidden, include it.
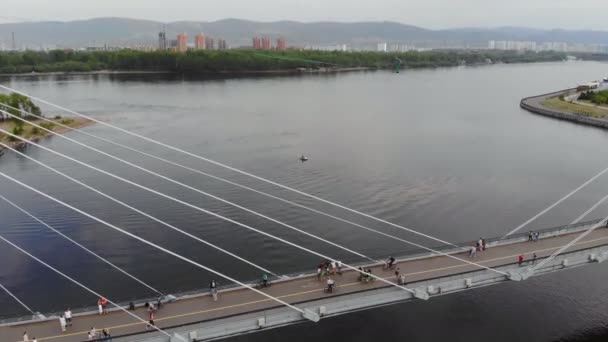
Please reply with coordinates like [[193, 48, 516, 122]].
[[2, 0, 607, 30]]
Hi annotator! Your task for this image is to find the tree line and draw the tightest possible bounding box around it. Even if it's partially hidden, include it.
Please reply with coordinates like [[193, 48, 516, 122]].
[[0, 49, 569, 74], [579, 90, 608, 105]]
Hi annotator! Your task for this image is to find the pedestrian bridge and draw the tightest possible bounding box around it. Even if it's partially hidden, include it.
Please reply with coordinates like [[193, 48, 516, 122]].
[[2, 220, 607, 342]]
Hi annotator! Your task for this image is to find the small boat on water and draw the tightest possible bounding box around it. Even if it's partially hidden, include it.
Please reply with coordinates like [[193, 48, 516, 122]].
[[603, 76, 608, 82], [299, 155, 309, 162]]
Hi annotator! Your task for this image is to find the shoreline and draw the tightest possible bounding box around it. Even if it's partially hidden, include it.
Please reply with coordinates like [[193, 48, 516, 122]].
[[0, 117, 94, 152], [0, 67, 373, 78], [520, 88, 608, 129]]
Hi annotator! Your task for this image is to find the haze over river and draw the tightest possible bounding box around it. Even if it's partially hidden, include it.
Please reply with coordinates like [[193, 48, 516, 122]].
[[1, 61, 608, 341]]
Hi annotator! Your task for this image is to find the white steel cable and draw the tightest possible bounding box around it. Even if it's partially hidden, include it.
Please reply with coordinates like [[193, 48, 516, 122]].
[[0, 140, 423, 295], [0, 235, 173, 338], [0, 124, 507, 277], [0, 283, 36, 315], [570, 193, 608, 225], [2, 103, 474, 259], [503, 167, 608, 237], [0, 171, 314, 317], [0, 141, 278, 277], [0, 85, 468, 250], [527, 214, 608, 273], [0, 110, 377, 264], [0, 193, 166, 295]]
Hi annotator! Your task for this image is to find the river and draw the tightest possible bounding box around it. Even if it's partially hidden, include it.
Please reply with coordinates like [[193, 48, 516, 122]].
[[1, 61, 608, 341]]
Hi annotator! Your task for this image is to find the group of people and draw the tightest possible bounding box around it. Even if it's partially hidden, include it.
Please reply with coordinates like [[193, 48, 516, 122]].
[[357, 267, 374, 283], [87, 327, 112, 341], [528, 231, 540, 242], [468, 238, 487, 258], [518, 253, 538, 266], [316, 260, 343, 281], [58, 308, 72, 332]]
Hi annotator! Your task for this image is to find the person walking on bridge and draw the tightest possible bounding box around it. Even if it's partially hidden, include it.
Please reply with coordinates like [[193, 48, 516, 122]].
[[64, 308, 72, 327], [210, 280, 218, 301], [387, 256, 396, 269], [59, 315, 67, 332], [518, 254, 525, 266], [146, 311, 155, 330], [23, 331, 28, 342]]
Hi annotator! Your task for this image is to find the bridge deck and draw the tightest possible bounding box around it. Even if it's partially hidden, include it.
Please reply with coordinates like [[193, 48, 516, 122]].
[[3, 228, 608, 342]]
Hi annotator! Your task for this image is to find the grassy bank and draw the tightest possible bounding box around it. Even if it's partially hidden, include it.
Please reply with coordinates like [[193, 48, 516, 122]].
[[542, 97, 608, 118], [0, 117, 93, 150]]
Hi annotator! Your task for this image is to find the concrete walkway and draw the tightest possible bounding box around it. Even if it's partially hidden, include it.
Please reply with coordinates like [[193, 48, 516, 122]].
[[3, 228, 608, 342]]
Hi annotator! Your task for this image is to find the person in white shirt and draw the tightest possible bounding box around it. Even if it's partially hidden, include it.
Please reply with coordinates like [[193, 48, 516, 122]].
[[64, 308, 72, 327], [326, 278, 335, 292], [59, 315, 67, 332], [31, 338, 37, 342], [22, 331, 28, 341]]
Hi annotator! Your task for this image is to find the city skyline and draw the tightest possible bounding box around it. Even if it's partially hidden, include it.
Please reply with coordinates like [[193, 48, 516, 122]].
[[1, 0, 608, 30]]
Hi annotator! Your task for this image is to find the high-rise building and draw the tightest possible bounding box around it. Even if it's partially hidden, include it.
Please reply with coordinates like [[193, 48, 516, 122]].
[[177, 33, 188, 52], [158, 31, 167, 50], [253, 37, 262, 49], [205, 36, 215, 50], [277, 37, 286, 50], [195, 33, 206, 50], [262, 37, 271, 50], [217, 39, 227, 50]]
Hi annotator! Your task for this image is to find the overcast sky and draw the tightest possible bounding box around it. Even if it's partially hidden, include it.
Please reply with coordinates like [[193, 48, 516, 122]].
[[1, 0, 607, 30]]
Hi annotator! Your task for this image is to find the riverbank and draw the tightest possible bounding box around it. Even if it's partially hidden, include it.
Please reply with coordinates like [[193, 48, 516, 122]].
[[0, 117, 93, 152], [520, 88, 608, 129]]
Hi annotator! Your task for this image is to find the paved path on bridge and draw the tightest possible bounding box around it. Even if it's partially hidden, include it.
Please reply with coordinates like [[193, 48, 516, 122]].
[[3, 228, 608, 342]]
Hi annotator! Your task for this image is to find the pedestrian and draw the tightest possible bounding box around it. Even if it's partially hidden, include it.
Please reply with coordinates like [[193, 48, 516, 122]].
[[31, 338, 37, 342], [331, 261, 337, 275], [532, 253, 537, 265], [317, 266, 322, 281], [337, 261, 343, 275], [59, 315, 67, 332], [534, 232, 540, 241], [469, 246, 477, 258], [477, 238, 483, 251], [102, 328, 111, 341], [357, 267, 364, 281], [89, 327, 97, 340], [394, 268, 400, 281], [23, 331, 28, 342], [210, 280, 218, 301], [100, 297, 108, 314], [98, 299, 103, 315], [156, 296, 163, 310], [128, 302, 135, 311], [64, 308, 72, 327], [528, 231, 534, 241], [518, 254, 525, 266], [482, 239, 487, 251], [399, 274, 407, 285], [87, 332, 94, 341], [146, 311, 155, 330], [388, 256, 396, 269]]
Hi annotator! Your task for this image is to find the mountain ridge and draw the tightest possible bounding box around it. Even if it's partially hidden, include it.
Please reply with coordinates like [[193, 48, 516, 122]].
[[1, 17, 607, 49]]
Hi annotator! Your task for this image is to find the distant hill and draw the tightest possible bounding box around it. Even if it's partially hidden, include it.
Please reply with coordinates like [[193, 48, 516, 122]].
[[1, 18, 607, 49]]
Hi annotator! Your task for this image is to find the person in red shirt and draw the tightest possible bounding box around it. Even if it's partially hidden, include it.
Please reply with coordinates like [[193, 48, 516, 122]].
[[518, 254, 525, 267]]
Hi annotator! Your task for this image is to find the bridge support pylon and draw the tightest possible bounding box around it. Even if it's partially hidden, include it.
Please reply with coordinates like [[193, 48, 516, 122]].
[[303, 309, 321, 322], [413, 288, 430, 300], [508, 269, 534, 281]]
